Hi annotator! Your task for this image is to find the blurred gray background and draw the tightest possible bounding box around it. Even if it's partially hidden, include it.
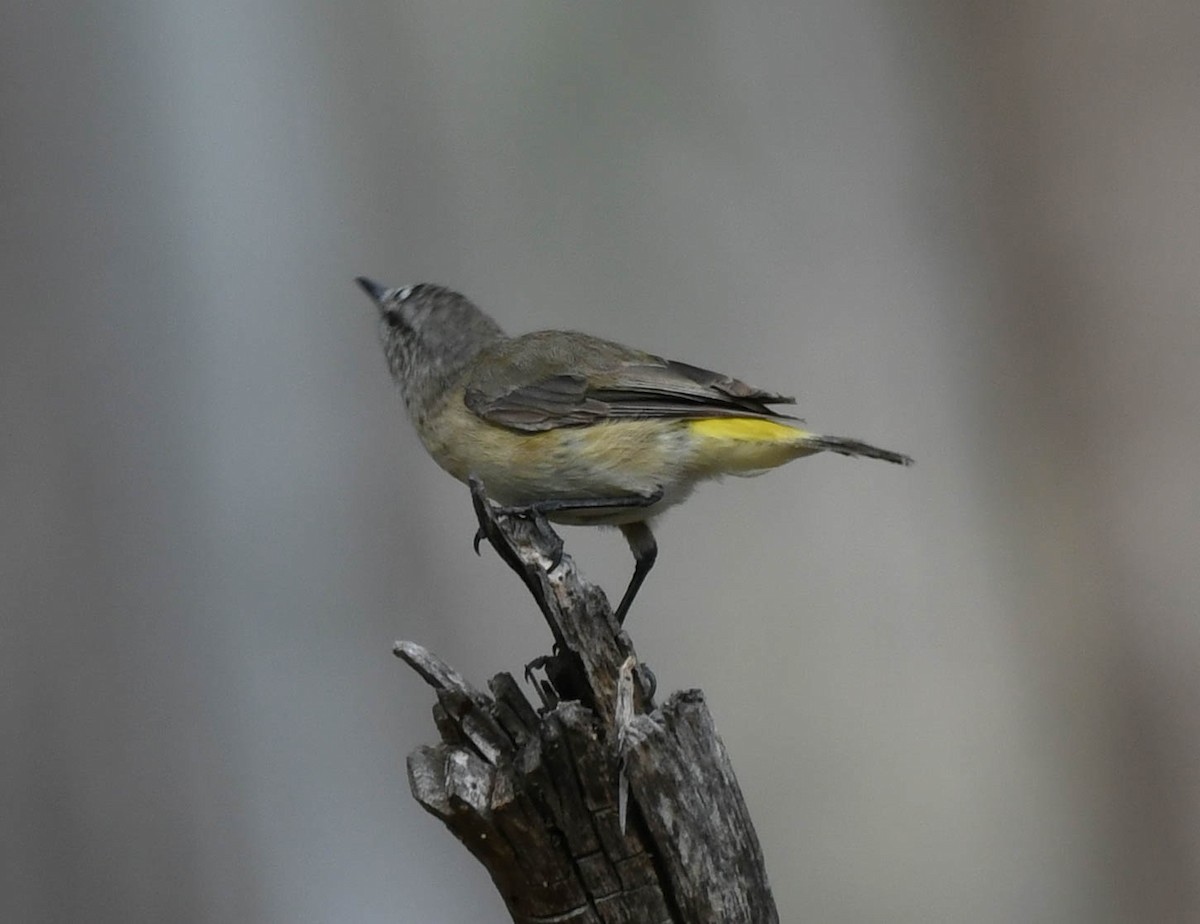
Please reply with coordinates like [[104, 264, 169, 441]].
[[3, 2, 1198, 922]]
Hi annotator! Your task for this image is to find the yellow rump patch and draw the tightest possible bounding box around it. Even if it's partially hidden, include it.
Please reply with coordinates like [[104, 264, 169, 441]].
[[688, 417, 809, 443], [686, 417, 814, 475]]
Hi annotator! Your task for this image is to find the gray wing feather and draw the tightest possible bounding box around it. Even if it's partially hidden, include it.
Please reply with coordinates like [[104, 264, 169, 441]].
[[464, 333, 797, 432]]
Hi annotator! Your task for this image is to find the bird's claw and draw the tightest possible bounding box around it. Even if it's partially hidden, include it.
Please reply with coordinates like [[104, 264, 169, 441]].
[[538, 516, 565, 571], [640, 664, 657, 700], [523, 654, 549, 685], [523, 653, 562, 712]]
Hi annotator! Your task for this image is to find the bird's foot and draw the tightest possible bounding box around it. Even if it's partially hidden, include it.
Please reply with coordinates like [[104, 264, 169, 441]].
[[468, 476, 569, 633], [522, 651, 563, 712], [470, 487, 565, 571], [615, 628, 657, 700]]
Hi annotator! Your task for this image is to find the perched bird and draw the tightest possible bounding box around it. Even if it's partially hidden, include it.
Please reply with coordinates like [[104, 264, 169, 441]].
[[358, 278, 911, 623]]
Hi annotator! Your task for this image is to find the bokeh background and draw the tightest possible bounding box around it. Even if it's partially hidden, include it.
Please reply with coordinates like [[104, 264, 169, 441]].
[[4, 2, 1199, 922]]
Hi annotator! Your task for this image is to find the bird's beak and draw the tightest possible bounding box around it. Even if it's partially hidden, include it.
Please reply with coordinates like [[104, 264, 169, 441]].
[[355, 276, 388, 303]]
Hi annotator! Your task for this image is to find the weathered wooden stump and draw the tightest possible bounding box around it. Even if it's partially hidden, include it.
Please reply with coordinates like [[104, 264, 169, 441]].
[[394, 480, 778, 923]]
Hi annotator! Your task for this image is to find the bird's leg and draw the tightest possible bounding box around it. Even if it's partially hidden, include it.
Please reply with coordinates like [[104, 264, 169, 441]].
[[472, 486, 664, 571], [468, 476, 562, 625], [615, 521, 658, 626], [468, 477, 662, 605], [471, 480, 663, 620]]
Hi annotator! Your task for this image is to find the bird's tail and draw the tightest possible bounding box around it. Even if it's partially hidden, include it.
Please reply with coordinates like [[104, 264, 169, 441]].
[[803, 434, 913, 467]]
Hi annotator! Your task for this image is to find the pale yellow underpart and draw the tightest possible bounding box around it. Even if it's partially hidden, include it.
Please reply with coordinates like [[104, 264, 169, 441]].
[[414, 388, 818, 523]]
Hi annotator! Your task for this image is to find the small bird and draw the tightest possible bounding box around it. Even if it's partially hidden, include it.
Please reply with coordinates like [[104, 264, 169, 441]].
[[358, 278, 911, 624]]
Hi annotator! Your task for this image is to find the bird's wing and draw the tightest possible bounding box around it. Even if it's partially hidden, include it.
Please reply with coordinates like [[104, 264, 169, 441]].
[[464, 331, 797, 432]]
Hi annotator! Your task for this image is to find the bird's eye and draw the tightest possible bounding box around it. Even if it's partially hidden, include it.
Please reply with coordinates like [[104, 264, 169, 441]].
[[394, 286, 414, 302]]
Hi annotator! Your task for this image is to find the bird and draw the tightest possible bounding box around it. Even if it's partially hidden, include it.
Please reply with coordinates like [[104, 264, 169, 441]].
[[357, 278, 911, 624]]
